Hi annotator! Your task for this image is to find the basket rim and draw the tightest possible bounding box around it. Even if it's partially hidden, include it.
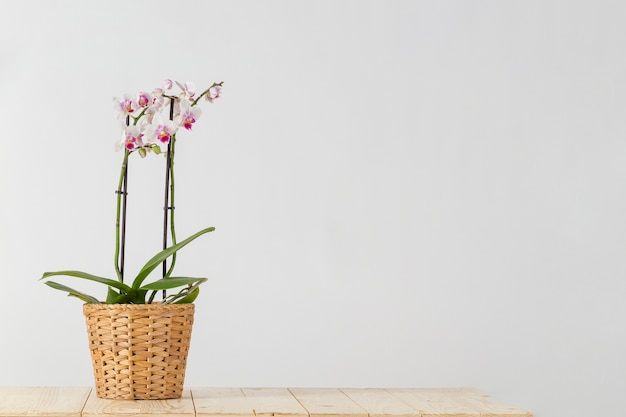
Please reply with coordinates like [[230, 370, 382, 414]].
[[83, 303, 195, 312]]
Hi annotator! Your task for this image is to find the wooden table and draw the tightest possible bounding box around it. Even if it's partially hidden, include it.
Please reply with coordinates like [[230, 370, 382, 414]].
[[0, 387, 533, 417]]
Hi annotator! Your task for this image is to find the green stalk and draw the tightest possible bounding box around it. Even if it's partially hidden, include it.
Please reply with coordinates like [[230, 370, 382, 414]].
[[131, 107, 148, 124], [166, 135, 177, 277], [114, 150, 130, 283], [191, 81, 224, 106]]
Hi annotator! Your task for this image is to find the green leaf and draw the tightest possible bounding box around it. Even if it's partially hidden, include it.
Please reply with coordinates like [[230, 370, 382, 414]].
[[131, 227, 215, 289], [140, 277, 207, 291], [162, 281, 205, 304], [44, 281, 100, 304], [147, 290, 159, 304], [128, 289, 149, 304], [106, 287, 119, 303], [41, 270, 132, 293], [173, 287, 200, 304], [106, 287, 134, 304]]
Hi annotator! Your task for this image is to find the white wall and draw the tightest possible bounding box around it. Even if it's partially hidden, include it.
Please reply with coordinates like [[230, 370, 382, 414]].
[[1, 1, 625, 416]]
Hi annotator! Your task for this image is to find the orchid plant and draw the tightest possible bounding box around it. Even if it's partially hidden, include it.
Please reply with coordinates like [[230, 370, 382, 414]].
[[42, 80, 223, 304]]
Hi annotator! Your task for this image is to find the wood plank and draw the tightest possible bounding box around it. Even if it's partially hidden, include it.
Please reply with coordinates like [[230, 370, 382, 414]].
[[289, 388, 367, 417], [0, 387, 91, 417], [460, 391, 533, 417], [192, 388, 255, 417], [340, 389, 418, 417], [0, 386, 532, 417], [241, 388, 308, 417], [387, 388, 482, 417], [387, 389, 533, 417], [82, 388, 194, 417]]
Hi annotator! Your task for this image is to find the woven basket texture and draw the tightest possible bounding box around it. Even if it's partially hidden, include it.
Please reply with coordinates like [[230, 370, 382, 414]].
[[83, 303, 195, 400]]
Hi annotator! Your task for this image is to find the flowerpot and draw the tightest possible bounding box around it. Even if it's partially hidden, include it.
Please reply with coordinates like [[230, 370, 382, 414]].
[[83, 303, 195, 400]]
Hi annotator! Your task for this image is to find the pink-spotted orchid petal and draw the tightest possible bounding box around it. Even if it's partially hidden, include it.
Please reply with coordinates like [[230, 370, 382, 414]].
[[151, 94, 166, 113], [113, 94, 137, 123], [145, 113, 177, 145], [152, 88, 165, 105], [123, 125, 145, 151], [176, 99, 202, 131], [137, 92, 152, 108]]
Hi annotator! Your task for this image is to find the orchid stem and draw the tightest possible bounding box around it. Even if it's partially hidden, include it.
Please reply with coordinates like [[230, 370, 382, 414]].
[[167, 135, 177, 277], [114, 150, 129, 283], [161, 98, 176, 300], [191, 81, 223, 106], [114, 115, 131, 284]]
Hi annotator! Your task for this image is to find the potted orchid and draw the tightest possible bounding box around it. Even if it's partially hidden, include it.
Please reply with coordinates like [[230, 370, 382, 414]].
[[42, 79, 222, 304], [40, 79, 223, 400]]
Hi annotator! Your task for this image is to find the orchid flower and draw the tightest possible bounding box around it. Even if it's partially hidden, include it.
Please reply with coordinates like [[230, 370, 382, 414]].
[[205, 85, 222, 103], [137, 92, 152, 108], [175, 81, 196, 99], [124, 126, 145, 150], [113, 80, 222, 151], [115, 125, 145, 152], [145, 112, 177, 145], [113, 94, 137, 123], [152, 88, 165, 105], [177, 99, 202, 131]]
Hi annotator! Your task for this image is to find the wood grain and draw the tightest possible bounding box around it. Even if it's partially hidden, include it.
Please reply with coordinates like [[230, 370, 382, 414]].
[[455, 390, 533, 417], [387, 388, 532, 417], [192, 388, 254, 417], [386, 388, 483, 417], [0, 386, 91, 417], [241, 388, 308, 417], [82, 388, 194, 417], [0, 387, 533, 417], [340, 388, 418, 417], [289, 388, 367, 417]]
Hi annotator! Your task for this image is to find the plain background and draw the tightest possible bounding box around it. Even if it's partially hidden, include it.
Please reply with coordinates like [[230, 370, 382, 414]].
[[1, 1, 625, 416]]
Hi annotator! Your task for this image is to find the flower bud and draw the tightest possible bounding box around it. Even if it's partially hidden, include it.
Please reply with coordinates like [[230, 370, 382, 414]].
[[206, 86, 222, 103]]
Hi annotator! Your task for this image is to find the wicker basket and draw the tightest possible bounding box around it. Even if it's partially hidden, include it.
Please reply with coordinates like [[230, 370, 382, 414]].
[[83, 303, 195, 400]]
